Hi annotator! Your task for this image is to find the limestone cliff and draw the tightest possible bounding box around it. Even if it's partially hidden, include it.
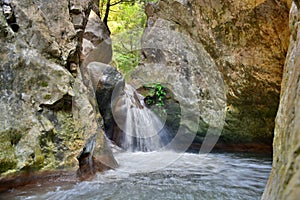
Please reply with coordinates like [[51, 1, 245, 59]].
[[0, 0, 117, 177], [130, 0, 290, 148], [262, 1, 300, 199]]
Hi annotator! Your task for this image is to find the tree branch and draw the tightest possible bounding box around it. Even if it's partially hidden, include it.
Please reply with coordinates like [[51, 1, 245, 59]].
[[110, 0, 135, 7]]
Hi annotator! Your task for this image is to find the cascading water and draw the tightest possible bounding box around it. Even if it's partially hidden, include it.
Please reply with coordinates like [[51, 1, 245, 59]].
[[87, 62, 173, 152], [112, 84, 172, 152]]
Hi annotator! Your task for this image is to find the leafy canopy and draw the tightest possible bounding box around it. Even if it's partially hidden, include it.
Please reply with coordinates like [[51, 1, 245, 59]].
[[99, 0, 156, 75]]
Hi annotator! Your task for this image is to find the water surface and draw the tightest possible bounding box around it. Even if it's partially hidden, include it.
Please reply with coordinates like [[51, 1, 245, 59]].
[[1, 151, 271, 200]]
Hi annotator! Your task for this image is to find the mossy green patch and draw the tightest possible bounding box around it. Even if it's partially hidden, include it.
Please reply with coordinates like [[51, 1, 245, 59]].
[[0, 157, 17, 174], [40, 81, 48, 87], [0, 132, 17, 174], [9, 130, 22, 146], [43, 94, 52, 100], [34, 145, 45, 168]]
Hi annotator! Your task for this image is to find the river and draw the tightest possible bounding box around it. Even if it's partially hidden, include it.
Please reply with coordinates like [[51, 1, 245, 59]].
[[1, 151, 271, 200]]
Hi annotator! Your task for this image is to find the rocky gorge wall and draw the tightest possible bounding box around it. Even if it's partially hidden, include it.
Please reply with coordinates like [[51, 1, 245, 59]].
[[129, 0, 290, 149], [1, 0, 299, 198], [0, 0, 117, 178], [132, 0, 300, 198], [262, 1, 300, 199]]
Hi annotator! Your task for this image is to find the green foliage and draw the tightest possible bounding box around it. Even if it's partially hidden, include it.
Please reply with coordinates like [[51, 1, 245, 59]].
[[144, 83, 167, 107], [40, 81, 48, 87], [107, 2, 146, 75], [107, 2, 146, 33], [43, 94, 52, 100], [99, 0, 158, 75]]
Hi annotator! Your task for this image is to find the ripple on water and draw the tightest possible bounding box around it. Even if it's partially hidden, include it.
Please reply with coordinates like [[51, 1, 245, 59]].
[[1, 151, 272, 200]]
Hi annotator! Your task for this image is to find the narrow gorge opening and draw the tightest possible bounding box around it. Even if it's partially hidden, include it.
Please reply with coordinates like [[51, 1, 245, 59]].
[[1, 0, 296, 199]]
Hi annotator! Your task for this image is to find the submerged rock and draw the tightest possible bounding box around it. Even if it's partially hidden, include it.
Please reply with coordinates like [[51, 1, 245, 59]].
[[262, 1, 300, 199]]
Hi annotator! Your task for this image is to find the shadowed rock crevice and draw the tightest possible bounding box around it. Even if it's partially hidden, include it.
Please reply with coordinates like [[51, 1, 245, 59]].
[[1, 0, 19, 32], [91, 63, 125, 146], [73, 2, 118, 179]]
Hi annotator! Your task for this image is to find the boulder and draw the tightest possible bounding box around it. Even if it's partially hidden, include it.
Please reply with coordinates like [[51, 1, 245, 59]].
[[88, 62, 125, 147], [0, 0, 117, 178], [130, 0, 290, 149]]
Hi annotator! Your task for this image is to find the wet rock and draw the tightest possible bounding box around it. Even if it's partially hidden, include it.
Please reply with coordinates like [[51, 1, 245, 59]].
[[87, 62, 125, 146], [77, 133, 118, 180], [262, 1, 300, 199], [0, 170, 78, 193], [138, 84, 181, 136]]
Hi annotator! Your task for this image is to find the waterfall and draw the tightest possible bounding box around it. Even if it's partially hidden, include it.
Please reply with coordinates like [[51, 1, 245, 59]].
[[87, 62, 173, 152], [112, 84, 172, 152]]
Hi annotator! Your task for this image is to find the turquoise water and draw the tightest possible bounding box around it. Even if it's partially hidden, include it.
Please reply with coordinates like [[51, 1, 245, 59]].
[[1, 151, 271, 200]]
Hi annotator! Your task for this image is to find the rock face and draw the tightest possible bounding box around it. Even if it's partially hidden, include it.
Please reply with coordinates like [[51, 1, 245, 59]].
[[130, 0, 290, 148], [0, 0, 117, 177], [262, 1, 300, 199], [90, 62, 125, 147]]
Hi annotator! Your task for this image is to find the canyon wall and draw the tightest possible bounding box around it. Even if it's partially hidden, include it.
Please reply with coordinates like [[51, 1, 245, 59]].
[[0, 0, 116, 177], [130, 0, 290, 149], [262, 1, 300, 199]]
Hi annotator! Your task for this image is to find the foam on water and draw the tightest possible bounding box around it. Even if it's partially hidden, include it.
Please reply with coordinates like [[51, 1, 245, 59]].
[[1, 151, 272, 200]]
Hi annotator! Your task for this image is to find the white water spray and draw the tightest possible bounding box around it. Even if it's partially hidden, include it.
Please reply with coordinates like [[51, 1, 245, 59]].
[[112, 84, 171, 151]]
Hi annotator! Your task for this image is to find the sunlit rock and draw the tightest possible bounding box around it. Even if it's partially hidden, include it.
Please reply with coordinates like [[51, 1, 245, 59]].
[[262, 1, 300, 199], [130, 0, 290, 149], [0, 0, 116, 178]]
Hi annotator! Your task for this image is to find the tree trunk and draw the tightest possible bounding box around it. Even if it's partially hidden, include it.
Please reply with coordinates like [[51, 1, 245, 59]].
[[103, 0, 111, 33]]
